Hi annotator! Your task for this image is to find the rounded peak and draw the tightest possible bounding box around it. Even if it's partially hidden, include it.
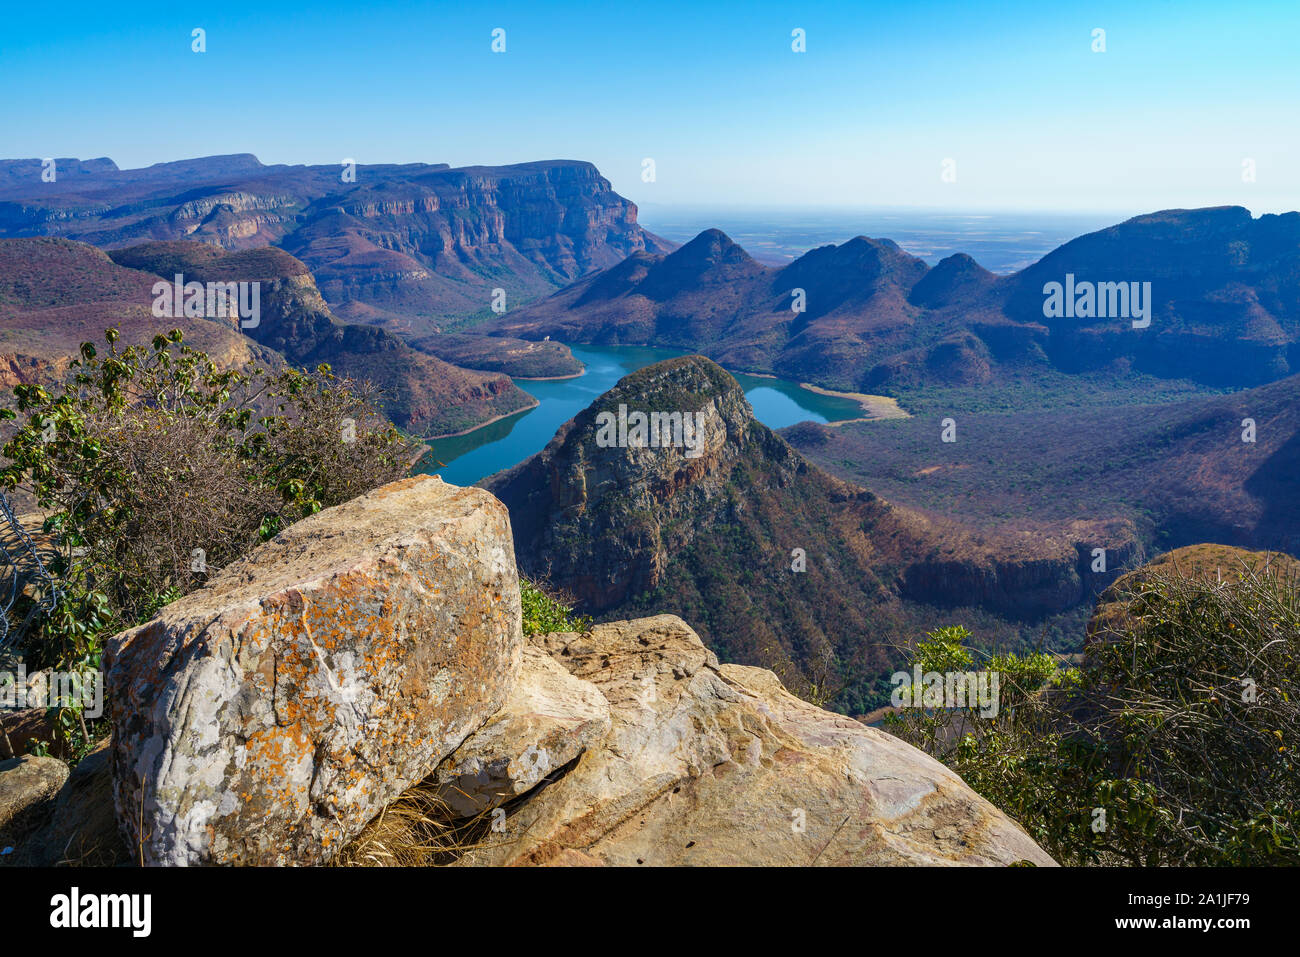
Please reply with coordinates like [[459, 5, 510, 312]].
[[908, 252, 995, 308], [934, 251, 989, 271], [608, 355, 745, 407], [670, 228, 753, 266]]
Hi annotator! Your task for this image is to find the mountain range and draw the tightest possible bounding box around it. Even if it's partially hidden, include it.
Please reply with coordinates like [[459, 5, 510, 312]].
[[0, 154, 673, 332], [484, 207, 1300, 392]]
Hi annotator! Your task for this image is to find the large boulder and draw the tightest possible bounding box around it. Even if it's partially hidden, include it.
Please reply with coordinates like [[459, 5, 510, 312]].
[[0, 755, 67, 853], [457, 616, 1055, 866], [105, 475, 522, 866], [430, 645, 611, 817]]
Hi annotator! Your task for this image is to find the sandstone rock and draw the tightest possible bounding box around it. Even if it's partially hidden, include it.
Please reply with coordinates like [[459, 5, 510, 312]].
[[31, 740, 128, 866], [459, 616, 1055, 867], [430, 645, 610, 817], [0, 755, 67, 851], [105, 475, 523, 865]]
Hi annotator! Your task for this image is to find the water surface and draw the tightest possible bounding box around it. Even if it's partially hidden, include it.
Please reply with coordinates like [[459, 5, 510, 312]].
[[418, 344, 862, 486]]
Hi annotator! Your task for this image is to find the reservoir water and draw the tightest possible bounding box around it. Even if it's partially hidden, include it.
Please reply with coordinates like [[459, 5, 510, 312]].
[[417, 344, 864, 486]]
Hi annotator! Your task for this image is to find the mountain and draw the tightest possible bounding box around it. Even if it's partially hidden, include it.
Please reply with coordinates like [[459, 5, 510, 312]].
[[999, 207, 1300, 386], [0, 237, 278, 388], [0, 237, 538, 438], [484, 207, 1300, 393], [482, 356, 1136, 707], [0, 155, 673, 333]]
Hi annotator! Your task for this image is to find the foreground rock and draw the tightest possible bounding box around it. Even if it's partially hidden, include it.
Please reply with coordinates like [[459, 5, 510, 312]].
[[454, 616, 1055, 867], [0, 755, 67, 852], [19, 740, 128, 866], [431, 645, 611, 817], [105, 475, 522, 866]]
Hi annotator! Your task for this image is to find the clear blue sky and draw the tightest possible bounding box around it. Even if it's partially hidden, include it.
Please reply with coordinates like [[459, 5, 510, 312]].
[[2, 0, 1297, 213]]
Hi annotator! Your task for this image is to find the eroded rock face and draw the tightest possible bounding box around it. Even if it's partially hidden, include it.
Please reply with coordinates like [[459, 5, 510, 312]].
[[105, 475, 522, 866], [457, 616, 1056, 867], [430, 645, 611, 817]]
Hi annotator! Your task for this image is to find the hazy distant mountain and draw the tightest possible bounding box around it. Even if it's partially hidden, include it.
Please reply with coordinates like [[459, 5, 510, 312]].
[[0, 155, 674, 333], [485, 207, 1300, 392], [482, 356, 1134, 706]]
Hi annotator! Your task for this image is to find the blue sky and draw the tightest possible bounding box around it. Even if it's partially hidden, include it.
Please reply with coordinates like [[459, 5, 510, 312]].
[[2, 0, 1297, 213]]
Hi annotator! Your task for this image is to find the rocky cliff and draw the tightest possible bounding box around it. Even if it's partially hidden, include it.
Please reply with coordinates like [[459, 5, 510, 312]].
[[0, 155, 673, 332], [3, 473, 1054, 867]]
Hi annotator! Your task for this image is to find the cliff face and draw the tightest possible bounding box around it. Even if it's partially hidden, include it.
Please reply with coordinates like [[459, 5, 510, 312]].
[[105, 241, 538, 437], [483, 357, 1126, 696], [0, 155, 672, 332]]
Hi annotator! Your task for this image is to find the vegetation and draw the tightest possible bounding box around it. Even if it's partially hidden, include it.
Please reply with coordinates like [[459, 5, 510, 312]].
[[0, 329, 415, 758], [787, 371, 1296, 552], [887, 560, 1300, 865], [520, 579, 590, 636]]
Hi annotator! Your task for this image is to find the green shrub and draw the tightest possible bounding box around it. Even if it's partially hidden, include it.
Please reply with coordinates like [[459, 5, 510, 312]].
[[1, 329, 416, 756], [520, 579, 589, 636], [888, 562, 1300, 865]]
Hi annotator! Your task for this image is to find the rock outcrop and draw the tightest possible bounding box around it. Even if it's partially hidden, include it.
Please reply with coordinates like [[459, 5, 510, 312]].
[[86, 472, 1054, 867], [455, 616, 1054, 866], [104, 475, 522, 865], [0, 755, 68, 852], [430, 645, 611, 817]]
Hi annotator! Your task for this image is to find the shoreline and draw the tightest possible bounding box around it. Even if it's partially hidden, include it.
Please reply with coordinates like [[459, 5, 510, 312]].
[[511, 367, 585, 381], [425, 394, 540, 440], [796, 382, 911, 423]]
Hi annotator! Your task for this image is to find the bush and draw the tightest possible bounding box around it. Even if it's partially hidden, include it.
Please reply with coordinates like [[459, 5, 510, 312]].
[[887, 562, 1300, 865], [520, 579, 589, 636], [1, 329, 417, 755]]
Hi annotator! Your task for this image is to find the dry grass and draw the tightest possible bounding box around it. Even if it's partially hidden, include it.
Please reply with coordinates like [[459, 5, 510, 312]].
[[334, 781, 508, 867]]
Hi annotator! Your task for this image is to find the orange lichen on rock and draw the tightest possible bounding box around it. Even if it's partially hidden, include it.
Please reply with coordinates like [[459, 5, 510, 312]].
[[104, 475, 522, 866]]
